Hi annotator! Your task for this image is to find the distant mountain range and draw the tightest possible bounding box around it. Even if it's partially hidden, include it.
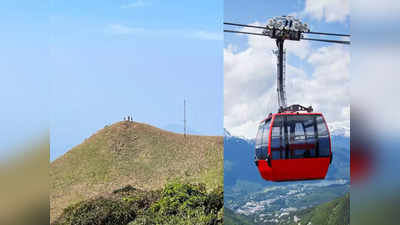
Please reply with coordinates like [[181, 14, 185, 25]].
[[328, 123, 350, 137], [224, 128, 350, 224], [224, 128, 349, 186], [50, 121, 223, 223]]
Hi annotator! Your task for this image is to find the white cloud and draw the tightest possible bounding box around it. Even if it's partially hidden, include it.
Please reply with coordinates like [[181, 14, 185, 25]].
[[121, 0, 147, 9], [105, 24, 145, 35], [303, 0, 349, 23], [105, 24, 221, 41], [224, 21, 350, 138], [352, 0, 400, 21], [191, 31, 223, 41]]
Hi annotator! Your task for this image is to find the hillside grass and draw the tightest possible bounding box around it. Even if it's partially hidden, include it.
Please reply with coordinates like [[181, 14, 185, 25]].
[[290, 193, 350, 225], [50, 121, 223, 223]]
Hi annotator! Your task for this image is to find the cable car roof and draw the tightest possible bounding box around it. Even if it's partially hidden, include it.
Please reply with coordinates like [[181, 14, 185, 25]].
[[260, 112, 324, 124]]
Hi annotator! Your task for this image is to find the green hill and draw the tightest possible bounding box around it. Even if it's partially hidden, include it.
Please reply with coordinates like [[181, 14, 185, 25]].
[[50, 121, 223, 223], [224, 207, 256, 225], [289, 193, 350, 225]]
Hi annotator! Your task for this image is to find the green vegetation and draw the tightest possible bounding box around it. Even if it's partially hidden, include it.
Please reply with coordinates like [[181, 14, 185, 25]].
[[50, 121, 223, 222], [350, 193, 400, 225], [53, 182, 223, 225], [289, 193, 350, 225], [224, 207, 256, 225]]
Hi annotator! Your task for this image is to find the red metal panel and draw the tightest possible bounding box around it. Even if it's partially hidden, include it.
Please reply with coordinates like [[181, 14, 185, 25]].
[[268, 115, 276, 157], [257, 158, 330, 181]]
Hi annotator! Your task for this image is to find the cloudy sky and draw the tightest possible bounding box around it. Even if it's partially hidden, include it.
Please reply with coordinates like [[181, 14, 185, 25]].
[[224, 0, 350, 138]]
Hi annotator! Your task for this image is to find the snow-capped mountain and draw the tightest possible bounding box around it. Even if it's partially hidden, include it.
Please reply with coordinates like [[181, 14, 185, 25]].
[[224, 128, 255, 145], [224, 128, 350, 182], [328, 122, 350, 137]]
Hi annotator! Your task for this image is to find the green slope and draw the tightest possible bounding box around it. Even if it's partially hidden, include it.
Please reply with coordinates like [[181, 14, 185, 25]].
[[290, 193, 350, 225], [50, 121, 223, 222], [224, 207, 256, 225]]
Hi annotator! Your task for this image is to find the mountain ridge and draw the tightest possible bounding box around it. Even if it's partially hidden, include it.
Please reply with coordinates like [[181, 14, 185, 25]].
[[50, 120, 223, 222], [287, 193, 350, 225], [224, 126, 350, 140]]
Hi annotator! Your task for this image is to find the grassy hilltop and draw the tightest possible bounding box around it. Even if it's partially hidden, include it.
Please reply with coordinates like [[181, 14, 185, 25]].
[[50, 121, 223, 223]]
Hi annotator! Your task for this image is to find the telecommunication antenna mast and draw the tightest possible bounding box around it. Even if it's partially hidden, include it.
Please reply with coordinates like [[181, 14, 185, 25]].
[[184, 99, 186, 140], [224, 16, 350, 112]]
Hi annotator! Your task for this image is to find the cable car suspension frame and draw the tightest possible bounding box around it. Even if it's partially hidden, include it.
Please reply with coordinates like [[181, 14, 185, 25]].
[[224, 16, 350, 113]]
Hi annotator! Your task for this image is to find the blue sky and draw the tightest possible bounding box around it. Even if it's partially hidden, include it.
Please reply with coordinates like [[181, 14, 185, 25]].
[[0, 0, 350, 161], [0, 1, 50, 161], [224, 0, 350, 138], [224, 0, 350, 52], [46, 0, 223, 161]]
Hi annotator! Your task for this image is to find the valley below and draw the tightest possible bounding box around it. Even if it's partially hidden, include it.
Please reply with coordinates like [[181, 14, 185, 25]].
[[224, 130, 350, 225]]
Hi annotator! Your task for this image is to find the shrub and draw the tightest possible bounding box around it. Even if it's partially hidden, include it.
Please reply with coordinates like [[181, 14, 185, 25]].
[[113, 185, 137, 194], [53, 197, 136, 225], [53, 183, 223, 225], [144, 183, 223, 225]]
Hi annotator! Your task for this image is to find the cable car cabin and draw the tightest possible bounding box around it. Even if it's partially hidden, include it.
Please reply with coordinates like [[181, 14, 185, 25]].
[[255, 112, 332, 182]]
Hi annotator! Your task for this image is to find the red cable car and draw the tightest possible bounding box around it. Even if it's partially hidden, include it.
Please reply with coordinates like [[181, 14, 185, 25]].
[[224, 16, 349, 182], [255, 106, 332, 181]]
